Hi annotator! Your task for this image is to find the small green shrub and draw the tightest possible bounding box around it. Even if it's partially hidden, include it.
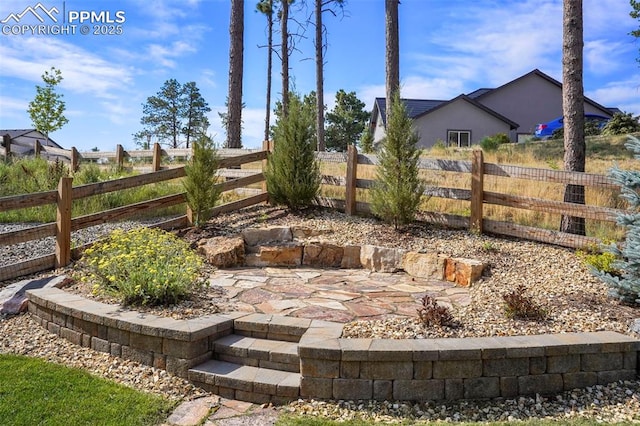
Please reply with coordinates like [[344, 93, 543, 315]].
[[265, 93, 321, 209], [479, 133, 510, 152], [417, 294, 454, 327], [370, 92, 425, 229], [183, 134, 221, 226], [577, 244, 620, 275], [503, 285, 547, 320], [79, 227, 204, 306], [602, 112, 640, 135]]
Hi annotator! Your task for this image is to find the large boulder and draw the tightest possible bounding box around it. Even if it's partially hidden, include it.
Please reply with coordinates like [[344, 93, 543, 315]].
[[303, 242, 344, 268], [444, 257, 485, 286], [197, 236, 245, 268], [402, 251, 446, 279], [360, 245, 406, 273], [1, 275, 69, 315]]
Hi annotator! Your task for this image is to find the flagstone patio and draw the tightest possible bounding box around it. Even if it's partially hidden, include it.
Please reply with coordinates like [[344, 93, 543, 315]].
[[208, 267, 471, 323]]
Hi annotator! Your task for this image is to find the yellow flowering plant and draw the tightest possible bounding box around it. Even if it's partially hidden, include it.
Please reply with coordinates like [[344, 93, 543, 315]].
[[79, 227, 204, 306]]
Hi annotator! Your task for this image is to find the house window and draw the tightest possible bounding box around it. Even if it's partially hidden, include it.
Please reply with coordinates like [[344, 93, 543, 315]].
[[447, 130, 471, 147]]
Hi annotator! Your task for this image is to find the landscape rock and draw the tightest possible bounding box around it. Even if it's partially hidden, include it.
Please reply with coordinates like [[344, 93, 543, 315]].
[[241, 227, 292, 247], [303, 242, 344, 267], [0, 275, 68, 315], [341, 245, 362, 269], [444, 257, 485, 286], [360, 245, 406, 272], [291, 226, 331, 239], [245, 244, 303, 267], [197, 236, 245, 268], [402, 251, 446, 279]]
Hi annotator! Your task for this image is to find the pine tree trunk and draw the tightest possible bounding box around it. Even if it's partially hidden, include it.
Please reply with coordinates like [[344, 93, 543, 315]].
[[315, 0, 325, 152], [227, 0, 245, 148], [385, 0, 400, 127], [264, 10, 273, 142], [560, 0, 586, 235], [281, 0, 290, 118]]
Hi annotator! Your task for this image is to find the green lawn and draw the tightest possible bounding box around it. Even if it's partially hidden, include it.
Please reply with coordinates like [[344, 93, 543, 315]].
[[0, 354, 174, 426]]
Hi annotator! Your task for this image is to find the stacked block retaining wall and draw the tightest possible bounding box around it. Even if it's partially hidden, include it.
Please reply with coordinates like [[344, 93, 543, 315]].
[[27, 288, 640, 401]]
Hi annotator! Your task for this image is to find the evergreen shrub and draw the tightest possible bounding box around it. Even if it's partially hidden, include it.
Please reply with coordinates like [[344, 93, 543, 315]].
[[595, 135, 640, 303], [183, 134, 221, 226], [370, 92, 426, 229], [265, 94, 321, 209]]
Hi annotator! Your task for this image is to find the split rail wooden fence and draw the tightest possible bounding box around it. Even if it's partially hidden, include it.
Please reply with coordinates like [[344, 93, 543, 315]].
[[0, 142, 626, 283], [0, 149, 268, 282]]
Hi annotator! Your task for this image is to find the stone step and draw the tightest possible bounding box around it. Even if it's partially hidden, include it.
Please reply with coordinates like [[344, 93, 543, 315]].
[[188, 360, 300, 405], [213, 334, 300, 373]]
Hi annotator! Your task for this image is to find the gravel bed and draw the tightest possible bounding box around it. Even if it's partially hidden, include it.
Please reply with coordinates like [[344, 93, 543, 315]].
[[1, 205, 639, 423]]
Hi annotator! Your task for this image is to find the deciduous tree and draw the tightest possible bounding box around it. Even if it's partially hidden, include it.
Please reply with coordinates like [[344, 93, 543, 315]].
[[28, 67, 68, 144]]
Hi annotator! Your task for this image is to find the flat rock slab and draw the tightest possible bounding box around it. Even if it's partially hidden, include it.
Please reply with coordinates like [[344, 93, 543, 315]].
[[165, 396, 220, 426], [0, 275, 69, 315]]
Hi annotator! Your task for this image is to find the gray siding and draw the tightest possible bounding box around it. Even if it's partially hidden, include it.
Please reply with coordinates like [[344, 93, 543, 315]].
[[477, 73, 612, 138], [413, 99, 512, 149]]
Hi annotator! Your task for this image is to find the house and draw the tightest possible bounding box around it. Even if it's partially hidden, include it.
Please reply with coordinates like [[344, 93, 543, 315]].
[[370, 69, 618, 149], [0, 129, 63, 157]]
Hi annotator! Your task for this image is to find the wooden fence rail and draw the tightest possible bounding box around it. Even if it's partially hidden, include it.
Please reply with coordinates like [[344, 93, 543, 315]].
[[316, 147, 623, 250], [0, 150, 268, 282], [0, 143, 628, 282]]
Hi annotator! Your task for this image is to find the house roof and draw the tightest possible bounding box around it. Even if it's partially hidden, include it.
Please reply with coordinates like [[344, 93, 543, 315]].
[[414, 94, 519, 129], [0, 129, 62, 148], [466, 88, 493, 99], [372, 95, 518, 130], [372, 97, 446, 127]]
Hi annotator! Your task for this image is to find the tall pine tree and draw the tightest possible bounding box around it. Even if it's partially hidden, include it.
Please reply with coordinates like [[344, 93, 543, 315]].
[[370, 92, 425, 230]]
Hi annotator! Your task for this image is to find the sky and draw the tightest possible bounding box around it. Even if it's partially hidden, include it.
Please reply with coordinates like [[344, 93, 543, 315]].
[[0, 0, 638, 152]]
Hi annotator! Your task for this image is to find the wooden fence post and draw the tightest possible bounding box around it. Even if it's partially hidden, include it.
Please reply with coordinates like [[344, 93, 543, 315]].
[[34, 139, 42, 157], [470, 149, 484, 234], [261, 140, 272, 194], [71, 147, 79, 171], [55, 176, 73, 268], [116, 144, 124, 170], [152, 142, 161, 171], [345, 144, 358, 215], [3, 134, 10, 159]]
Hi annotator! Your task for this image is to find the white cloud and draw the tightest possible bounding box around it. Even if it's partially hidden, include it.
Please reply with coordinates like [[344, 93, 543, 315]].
[[585, 40, 632, 75], [419, 0, 563, 87], [587, 76, 640, 114], [0, 38, 134, 99]]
